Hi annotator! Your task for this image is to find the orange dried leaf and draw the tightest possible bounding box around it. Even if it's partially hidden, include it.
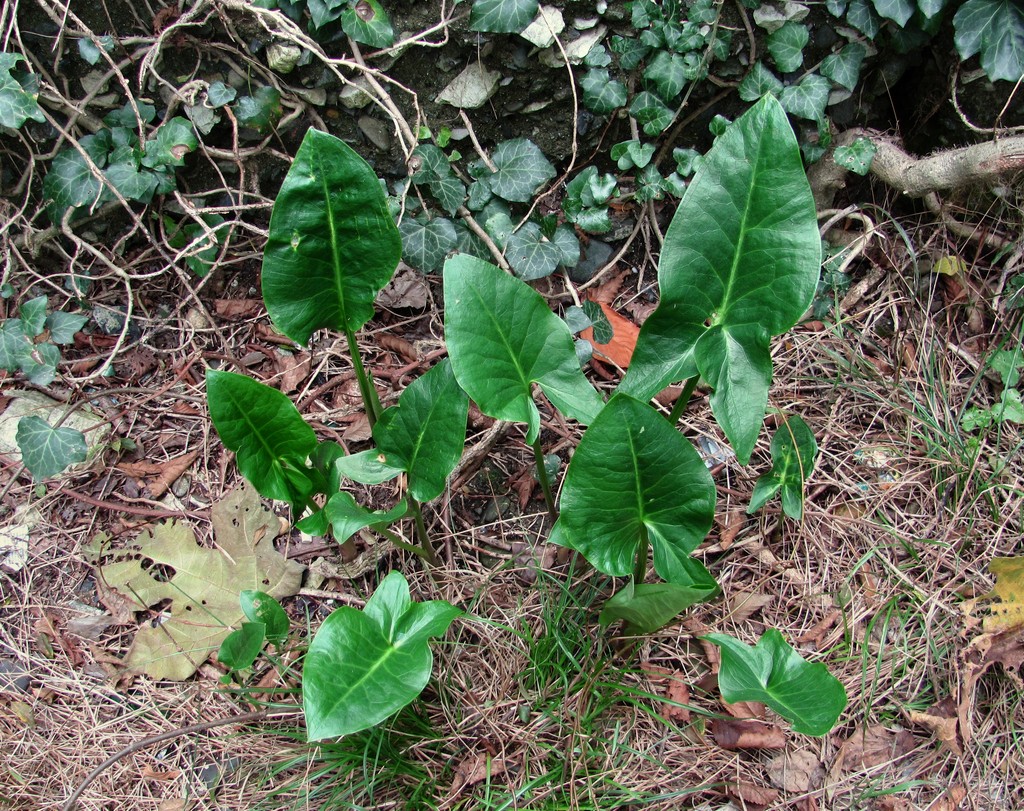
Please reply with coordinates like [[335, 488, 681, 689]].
[[580, 301, 639, 369]]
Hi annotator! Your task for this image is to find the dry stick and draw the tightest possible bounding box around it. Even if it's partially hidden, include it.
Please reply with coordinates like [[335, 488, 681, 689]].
[[60, 708, 302, 811]]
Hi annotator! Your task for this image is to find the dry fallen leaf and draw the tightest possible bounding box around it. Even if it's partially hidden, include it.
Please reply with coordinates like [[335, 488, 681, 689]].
[[580, 300, 640, 369], [768, 749, 824, 793], [725, 590, 773, 622], [712, 718, 786, 750], [982, 556, 1024, 632], [834, 724, 917, 773], [927, 785, 967, 811], [717, 508, 744, 548], [908, 697, 961, 755], [449, 752, 511, 794], [213, 299, 262, 319], [379, 334, 419, 363], [141, 764, 182, 781], [89, 483, 305, 680], [275, 350, 312, 394], [118, 450, 199, 499], [378, 267, 430, 310], [727, 780, 779, 808]]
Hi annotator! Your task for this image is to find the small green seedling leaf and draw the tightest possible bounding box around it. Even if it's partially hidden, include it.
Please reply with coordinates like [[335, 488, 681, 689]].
[[262, 129, 402, 344], [622, 95, 820, 464], [373, 359, 469, 502], [600, 579, 719, 635], [303, 570, 461, 740], [611, 140, 655, 171], [470, 0, 539, 33], [16, 415, 88, 480], [748, 415, 818, 520], [218, 621, 266, 671], [341, 0, 395, 48], [321, 493, 408, 544], [705, 629, 847, 736], [240, 590, 290, 646], [550, 394, 716, 586], [334, 449, 404, 484], [206, 370, 317, 505], [629, 91, 674, 136], [833, 137, 877, 176], [444, 255, 604, 443], [0, 53, 44, 130]]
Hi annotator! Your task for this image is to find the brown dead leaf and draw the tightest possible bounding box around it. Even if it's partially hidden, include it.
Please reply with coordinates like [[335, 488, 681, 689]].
[[118, 450, 199, 499], [834, 725, 917, 774], [712, 718, 786, 750], [721, 698, 766, 720], [641, 665, 693, 723], [726, 780, 779, 808], [927, 785, 966, 811], [909, 697, 961, 755], [449, 752, 511, 794], [725, 590, 773, 622], [982, 556, 1024, 633], [141, 764, 182, 781], [717, 508, 744, 548], [795, 609, 841, 648], [214, 299, 262, 319], [588, 269, 628, 304], [343, 413, 372, 442], [768, 750, 824, 793], [873, 799, 913, 811], [378, 267, 429, 310], [959, 622, 1024, 745], [275, 350, 311, 394], [379, 334, 419, 364], [580, 300, 640, 369]]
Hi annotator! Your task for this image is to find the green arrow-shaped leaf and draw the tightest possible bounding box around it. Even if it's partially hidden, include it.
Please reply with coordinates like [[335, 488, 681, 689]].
[[600, 579, 719, 635], [16, 415, 87, 480], [748, 414, 818, 520], [262, 129, 401, 344], [550, 394, 716, 585], [621, 95, 820, 463], [303, 571, 461, 740], [444, 254, 604, 443], [705, 629, 847, 736]]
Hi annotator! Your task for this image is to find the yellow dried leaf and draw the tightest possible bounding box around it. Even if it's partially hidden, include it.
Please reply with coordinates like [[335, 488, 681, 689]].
[[984, 556, 1024, 632], [932, 255, 966, 276]]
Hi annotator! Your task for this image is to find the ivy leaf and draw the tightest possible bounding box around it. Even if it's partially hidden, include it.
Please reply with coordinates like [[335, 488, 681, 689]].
[[0, 320, 31, 372], [44, 311, 88, 345], [820, 43, 867, 91], [610, 35, 651, 70], [262, 129, 401, 343], [580, 69, 628, 114], [767, 21, 809, 73], [644, 50, 688, 101], [779, 73, 831, 121], [104, 161, 159, 203], [44, 149, 101, 223], [141, 117, 197, 169], [672, 148, 702, 177], [411, 144, 450, 183], [870, 0, 914, 26], [470, 0, 539, 33], [833, 137, 877, 175], [206, 370, 317, 506], [0, 53, 44, 129], [738, 61, 783, 101], [635, 165, 665, 202], [629, 91, 674, 136], [486, 139, 556, 203], [20, 343, 59, 385], [582, 301, 613, 344], [506, 222, 563, 280], [429, 175, 466, 216], [705, 630, 847, 736], [953, 0, 1024, 83], [341, 0, 394, 48], [918, 0, 950, 18], [846, 0, 881, 37], [611, 140, 655, 171], [207, 81, 237, 107], [444, 254, 604, 443], [234, 86, 282, 135], [550, 394, 716, 586], [303, 571, 461, 740], [551, 224, 580, 267], [307, 0, 346, 28], [748, 415, 818, 520], [399, 216, 458, 273], [19, 296, 48, 337], [15, 416, 88, 480]]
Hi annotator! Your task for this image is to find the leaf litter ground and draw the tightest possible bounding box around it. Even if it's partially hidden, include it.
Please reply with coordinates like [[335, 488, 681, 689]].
[[2, 208, 1024, 810]]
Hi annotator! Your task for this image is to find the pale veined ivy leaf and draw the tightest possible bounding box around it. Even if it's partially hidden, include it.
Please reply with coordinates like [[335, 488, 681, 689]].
[[0, 320, 33, 372], [779, 73, 831, 121], [611, 139, 655, 171], [104, 161, 159, 203], [833, 137, 877, 175], [19, 296, 48, 337], [629, 91, 674, 136], [820, 43, 867, 91], [340, 0, 394, 48], [580, 69, 628, 114], [411, 143, 450, 183], [45, 311, 89, 345], [551, 224, 580, 267], [16, 415, 88, 480], [610, 34, 651, 70], [918, 0, 949, 18], [469, 0, 539, 33], [953, 0, 1024, 83], [766, 21, 809, 73], [505, 222, 562, 280], [738, 61, 783, 102], [486, 139, 556, 203], [44, 149, 102, 223], [0, 53, 45, 129], [141, 117, 197, 169], [870, 0, 914, 26], [846, 0, 881, 37], [635, 165, 665, 202], [644, 50, 688, 101], [207, 81, 237, 108], [399, 216, 458, 273], [429, 175, 466, 216]]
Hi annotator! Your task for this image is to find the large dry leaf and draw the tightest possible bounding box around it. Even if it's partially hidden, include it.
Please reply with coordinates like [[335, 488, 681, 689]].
[[712, 718, 786, 750], [833, 725, 916, 773], [91, 483, 304, 679], [983, 556, 1024, 632], [768, 749, 823, 793]]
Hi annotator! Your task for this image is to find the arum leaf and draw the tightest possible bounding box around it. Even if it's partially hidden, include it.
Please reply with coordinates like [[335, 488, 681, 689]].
[[240, 590, 290, 645], [600, 578, 719, 635], [335, 449, 404, 484], [16, 416, 87, 480], [486, 139, 556, 203], [444, 254, 604, 443], [621, 95, 820, 463], [550, 394, 716, 585], [470, 0, 539, 33], [705, 629, 847, 736], [218, 622, 266, 671], [206, 370, 317, 505], [322, 492, 408, 544], [262, 129, 401, 344], [373, 359, 468, 502], [303, 571, 461, 740], [748, 415, 818, 520]]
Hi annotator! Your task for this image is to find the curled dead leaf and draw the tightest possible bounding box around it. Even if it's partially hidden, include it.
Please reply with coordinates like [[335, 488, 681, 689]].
[[580, 300, 639, 369], [449, 752, 511, 795], [768, 749, 824, 793], [727, 780, 779, 808], [712, 718, 786, 750], [908, 697, 961, 755]]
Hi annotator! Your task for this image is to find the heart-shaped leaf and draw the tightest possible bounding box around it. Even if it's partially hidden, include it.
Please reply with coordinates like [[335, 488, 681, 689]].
[[870, 0, 914, 26], [0, 53, 44, 130], [341, 0, 394, 48], [303, 570, 461, 740], [738, 61, 783, 102], [15, 415, 87, 480], [821, 43, 866, 91], [262, 129, 401, 345], [373, 359, 469, 502], [444, 254, 604, 443], [206, 370, 317, 505], [767, 21, 809, 73], [748, 415, 818, 520], [705, 629, 847, 736], [953, 0, 1024, 83], [321, 492, 408, 543], [218, 621, 266, 671], [580, 68, 628, 114], [600, 578, 719, 635], [240, 590, 290, 646], [620, 95, 820, 463], [506, 222, 563, 280], [550, 394, 716, 584], [779, 73, 831, 122]]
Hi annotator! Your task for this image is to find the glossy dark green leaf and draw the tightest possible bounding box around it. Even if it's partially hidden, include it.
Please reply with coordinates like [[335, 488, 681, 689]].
[[738, 61, 783, 102], [240, 590, 290, 645], [303, 570, 461, 740], [341, 0, 395, 48], [429, 176, 466, 216], [486, 139, 556, 203], [400, 216, 457, 272], [206, 370, 316, 504], [44, 148, 101, 223], [323, 492, 408, 544], [870, 0, 914, 26], [234, 86, 282, 134], [705, 629, 847, 736], [953, 0, 1024, 83], [469, 0, 539, 33], [550, 395, 715, 584], [621, 95, 820, 463], [846, 0, 881, 37], [0, 53, 44, 130], [780, 73, 831, 122], [506, 222, 562, 280], [600, 577, 718, 635], [580, 68, 628, 114], [335, 449, 404, 485], [374, 359, 468, 502], [644, 50, 688, 100], [748, 415, 818, 520], [141, 117, 197, 169], [766, 21, 808, 73], [262, 129, 401, 344], [820, 43, 866, 91], [16, 416, 86, 479], [444, 255, 604, 443], [629, 91, 674, 136], [611, 140, 655, 171], [218, 621, 266, 671]]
